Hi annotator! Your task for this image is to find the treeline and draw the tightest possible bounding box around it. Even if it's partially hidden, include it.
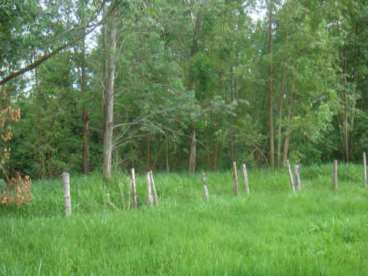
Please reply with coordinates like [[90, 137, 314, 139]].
[[1, 0, 368, 178]]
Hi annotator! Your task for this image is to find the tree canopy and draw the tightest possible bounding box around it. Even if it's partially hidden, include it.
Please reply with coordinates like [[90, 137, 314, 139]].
[[1, 0, 368, 178]]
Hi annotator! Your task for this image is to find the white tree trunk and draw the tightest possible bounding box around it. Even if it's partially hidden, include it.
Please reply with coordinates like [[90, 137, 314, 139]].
[[188, 128, 197, 173], [102, 7, 117, 180]]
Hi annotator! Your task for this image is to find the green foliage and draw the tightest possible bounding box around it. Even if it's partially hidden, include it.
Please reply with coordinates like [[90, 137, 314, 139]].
[[10, 54, 84, 177], [1, 0, 368, 176]]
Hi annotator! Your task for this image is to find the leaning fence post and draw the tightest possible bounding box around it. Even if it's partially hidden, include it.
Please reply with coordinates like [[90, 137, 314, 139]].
[[332, 160, 338, 191], [287, 160, 295, 193], [363, 153, 367, 188], [294, 164, 302, 192], [242, 163, 250, 194], [232, 161, 239, 196], [130, 168, 138, 208], [146, 172, 154, 206], [202, 172, 209, 201], [62, 172, 72, 217], [149, 170, 159, 205]]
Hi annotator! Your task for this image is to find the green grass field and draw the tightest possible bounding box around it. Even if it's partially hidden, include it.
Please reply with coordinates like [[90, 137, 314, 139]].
[[1, 164, 368, 275]]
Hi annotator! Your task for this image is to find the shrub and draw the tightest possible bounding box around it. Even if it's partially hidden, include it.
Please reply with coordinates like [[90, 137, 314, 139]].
[[0, 173, 32, 207]]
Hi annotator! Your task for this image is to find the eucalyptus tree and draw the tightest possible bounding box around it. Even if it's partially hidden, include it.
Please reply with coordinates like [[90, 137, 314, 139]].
[[266, 0, 275, 168], [74, 0, 93, 174], [101, 3, 118, 180], [272, 0, 339, 163], [328, 0, 368, 161], [108, 0, 198, 171]]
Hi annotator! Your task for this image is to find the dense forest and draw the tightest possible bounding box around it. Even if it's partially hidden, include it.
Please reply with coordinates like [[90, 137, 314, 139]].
[[1, 0, 367, 179]]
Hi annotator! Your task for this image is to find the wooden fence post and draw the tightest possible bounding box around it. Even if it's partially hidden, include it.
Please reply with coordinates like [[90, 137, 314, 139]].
[[242, 163, 250, 194], [149, 170, 159, 205], [287, 160, 295, 193], [62, 172, 72, 217], [130, 168, 138, 208], [332, 160, 338, 191], [232, 161, 239, 196], [294, 164, 302, 192], [363, 153, 367, 188], [146, 172, 154, 206], [202, 172, 209, 201], [106, 192, 117, 209]]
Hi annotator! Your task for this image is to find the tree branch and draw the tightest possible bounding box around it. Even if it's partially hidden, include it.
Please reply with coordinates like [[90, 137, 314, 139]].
[[0, 0, 109, 87]]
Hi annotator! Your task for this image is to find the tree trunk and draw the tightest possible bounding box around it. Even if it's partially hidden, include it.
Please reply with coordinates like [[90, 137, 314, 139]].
[[341, 50, 350, 162], [230, 65, 236, 162], [343, 90, 350, 162], [213, 142, 219, 170], [82, 109, 89, 173], [282, 131, 291, 166], [267, 1, 275, 168], [187, 5, 201, 173], [147, 137, 152, 170], [102, 7, 117, 180], [282, 85, 293, 166], [276, 99, 283, 168], [277, 61, 287, 168], [165, 137, 170, 172], [188, 128, 197, 173], [81, 40, 90, 174], [78, 0, 90, 175]]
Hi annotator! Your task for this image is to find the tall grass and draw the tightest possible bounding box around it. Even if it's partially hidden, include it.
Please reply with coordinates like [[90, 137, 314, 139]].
[[0, 164, 367, 275]]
